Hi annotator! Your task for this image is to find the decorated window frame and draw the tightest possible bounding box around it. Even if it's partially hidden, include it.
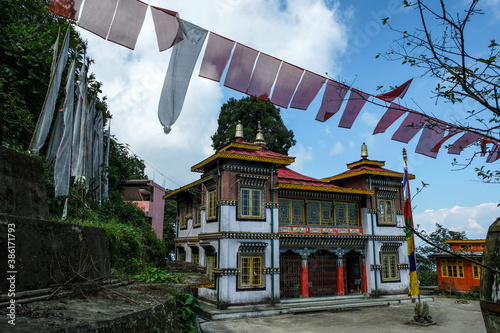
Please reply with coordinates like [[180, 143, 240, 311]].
[[237, 174, 267, 221], [207, 189, 217, 221], [441, 259, 464, 278], [193, 204, 201, 228], [306, 200, 333, 226], [279, 198, 305, 225], [179, 204, 187, 230], [376, 188, 398, 226], [237, 242, 266, 290], [379, 243, 401, 282], [334, 201, 360, 227]]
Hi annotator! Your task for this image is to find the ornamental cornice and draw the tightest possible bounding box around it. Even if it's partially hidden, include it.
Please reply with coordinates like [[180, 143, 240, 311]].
[[175, 236, 200, 244], [346, 160, 385, 169], [222, 164, 276, 175], [321, 170, 415, 182], [191, 152, 294, 173], [219, 142, 261, 152], [277, 183, 373, 195], [279, 190, 362, 201], [199, 232, 280, 240]]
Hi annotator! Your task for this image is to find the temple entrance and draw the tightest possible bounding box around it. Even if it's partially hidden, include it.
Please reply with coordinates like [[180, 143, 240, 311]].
[[308, 250, 337, 297], [279, 251, 301, 299], [345, 254, 362, 294]]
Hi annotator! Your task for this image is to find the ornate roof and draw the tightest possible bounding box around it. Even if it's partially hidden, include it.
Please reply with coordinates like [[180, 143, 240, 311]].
[[277, 167, 374, 195], [191, 141, 295, 173], [321, 158, 415, 182]]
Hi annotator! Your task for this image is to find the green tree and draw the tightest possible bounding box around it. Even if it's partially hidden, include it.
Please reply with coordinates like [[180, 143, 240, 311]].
[[415, 223, 467, 286], [378, 0, 499, 183], [211, 96, 296, 155]]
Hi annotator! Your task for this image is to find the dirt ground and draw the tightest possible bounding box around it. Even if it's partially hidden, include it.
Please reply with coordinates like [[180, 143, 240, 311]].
[[200, 296, 486, 333]]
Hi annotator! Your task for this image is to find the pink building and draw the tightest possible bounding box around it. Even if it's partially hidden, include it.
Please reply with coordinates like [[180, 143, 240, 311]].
[[123, 180, 165, 239]]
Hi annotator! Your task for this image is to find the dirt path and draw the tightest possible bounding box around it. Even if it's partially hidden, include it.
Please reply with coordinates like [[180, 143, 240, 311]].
[[200, 296, 486, 333]]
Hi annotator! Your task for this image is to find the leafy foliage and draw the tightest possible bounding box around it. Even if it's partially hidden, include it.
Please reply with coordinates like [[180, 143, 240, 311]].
[[378, 0, 499, 182], [416, 223, 467, 277], [211, 96, 296, 155], [134, 267, 184, 283], [175, 291, 203, 333]]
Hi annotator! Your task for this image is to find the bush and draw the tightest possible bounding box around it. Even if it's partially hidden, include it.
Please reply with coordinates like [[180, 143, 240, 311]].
[[176, 291, 202, 333], [418, 269, 438, 286]]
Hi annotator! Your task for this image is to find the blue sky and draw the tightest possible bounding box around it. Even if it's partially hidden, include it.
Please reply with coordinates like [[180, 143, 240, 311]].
[[76, 0, 499, 241]]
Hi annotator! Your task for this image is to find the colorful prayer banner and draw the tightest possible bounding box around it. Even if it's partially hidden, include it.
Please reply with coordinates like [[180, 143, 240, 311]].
[[403, 148, 419, 298], [414, 119, 447, 158]]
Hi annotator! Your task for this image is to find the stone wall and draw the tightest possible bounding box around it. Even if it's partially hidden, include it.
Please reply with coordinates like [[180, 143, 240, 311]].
[[0, 214, 111, 292], [0, 146, 49, 218]]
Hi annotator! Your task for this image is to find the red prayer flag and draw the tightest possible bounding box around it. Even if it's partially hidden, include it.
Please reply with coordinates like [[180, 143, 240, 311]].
[[338, 88, 370, 129], [247, 53, 281, 101], [150, 6, 182, 51], [481, 138, 499, 156], [199, 33, 235, 82], [430, 127, 462, 153], [486, 144, 500, 163], [49, 0, 84, 21], [315, 80, 349, 122], [224, 43, 259, 94], [289, 71, 326, 110], [391, 112, 427, 143], [373, 103, 408, 134], [415, 119, 447, 158], [78, 0, 118, 39], [270, 62, 304, 108], [447, 132, 482, 155], [107, 0, 148, 50], [375, 78, 413, 102]]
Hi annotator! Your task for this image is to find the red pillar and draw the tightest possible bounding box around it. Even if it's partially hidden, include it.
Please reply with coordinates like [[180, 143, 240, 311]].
[[301, 255, 309, 298], [362, 257, 368, 293], [337, 257, 345, 296]]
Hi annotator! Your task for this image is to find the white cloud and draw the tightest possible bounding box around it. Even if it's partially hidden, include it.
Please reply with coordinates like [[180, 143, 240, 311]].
[[413, 203, 500, 240], [329, 141, 344, 155], [289, 143, 314, 173]]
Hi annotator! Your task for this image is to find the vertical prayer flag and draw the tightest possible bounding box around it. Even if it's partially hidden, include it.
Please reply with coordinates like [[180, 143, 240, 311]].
[[403, 148, 419, 298], [338, 88, 370, 129], [315, 80, 349, 122], [199, 33, 235, 82]]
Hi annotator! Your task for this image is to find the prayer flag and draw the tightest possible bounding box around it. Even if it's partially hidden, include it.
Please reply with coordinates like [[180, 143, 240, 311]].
[[414, 119, 447, 158], [29, 28, 70, 154], [315, 80, 349, 122], [224, 43, 259, 93], [199, 33, 235, 82], [158, 19, 208, 134], [150, 6, 182, 51], [78, 0, 118, 39], [289, 71, 326, 110], [48, 0, 84, 21], [447, 132, 482, 155], [403, 148, 419, 298], [270, 62, 303, 108], [338, 88, 370, 129], [375, 78, 413, 102], [373, 103, 407, 134], [54, 60, 76, 197], [107, 0, 148, 50], [391, 112, 427, 143], [247, 53, 281, 101]]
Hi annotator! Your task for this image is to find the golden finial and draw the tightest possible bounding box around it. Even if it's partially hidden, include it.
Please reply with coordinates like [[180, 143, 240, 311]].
[[235, 120, 244, 141], [361, 142, 368, 159], [254, 121, 266, 146]]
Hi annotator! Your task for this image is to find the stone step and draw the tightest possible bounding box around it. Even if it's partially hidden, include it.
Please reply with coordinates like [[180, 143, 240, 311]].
[[289, 300, 391, 314]]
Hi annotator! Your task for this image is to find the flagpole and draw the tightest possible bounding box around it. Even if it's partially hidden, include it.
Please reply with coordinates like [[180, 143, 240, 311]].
[[403, 148, 421, 313]]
